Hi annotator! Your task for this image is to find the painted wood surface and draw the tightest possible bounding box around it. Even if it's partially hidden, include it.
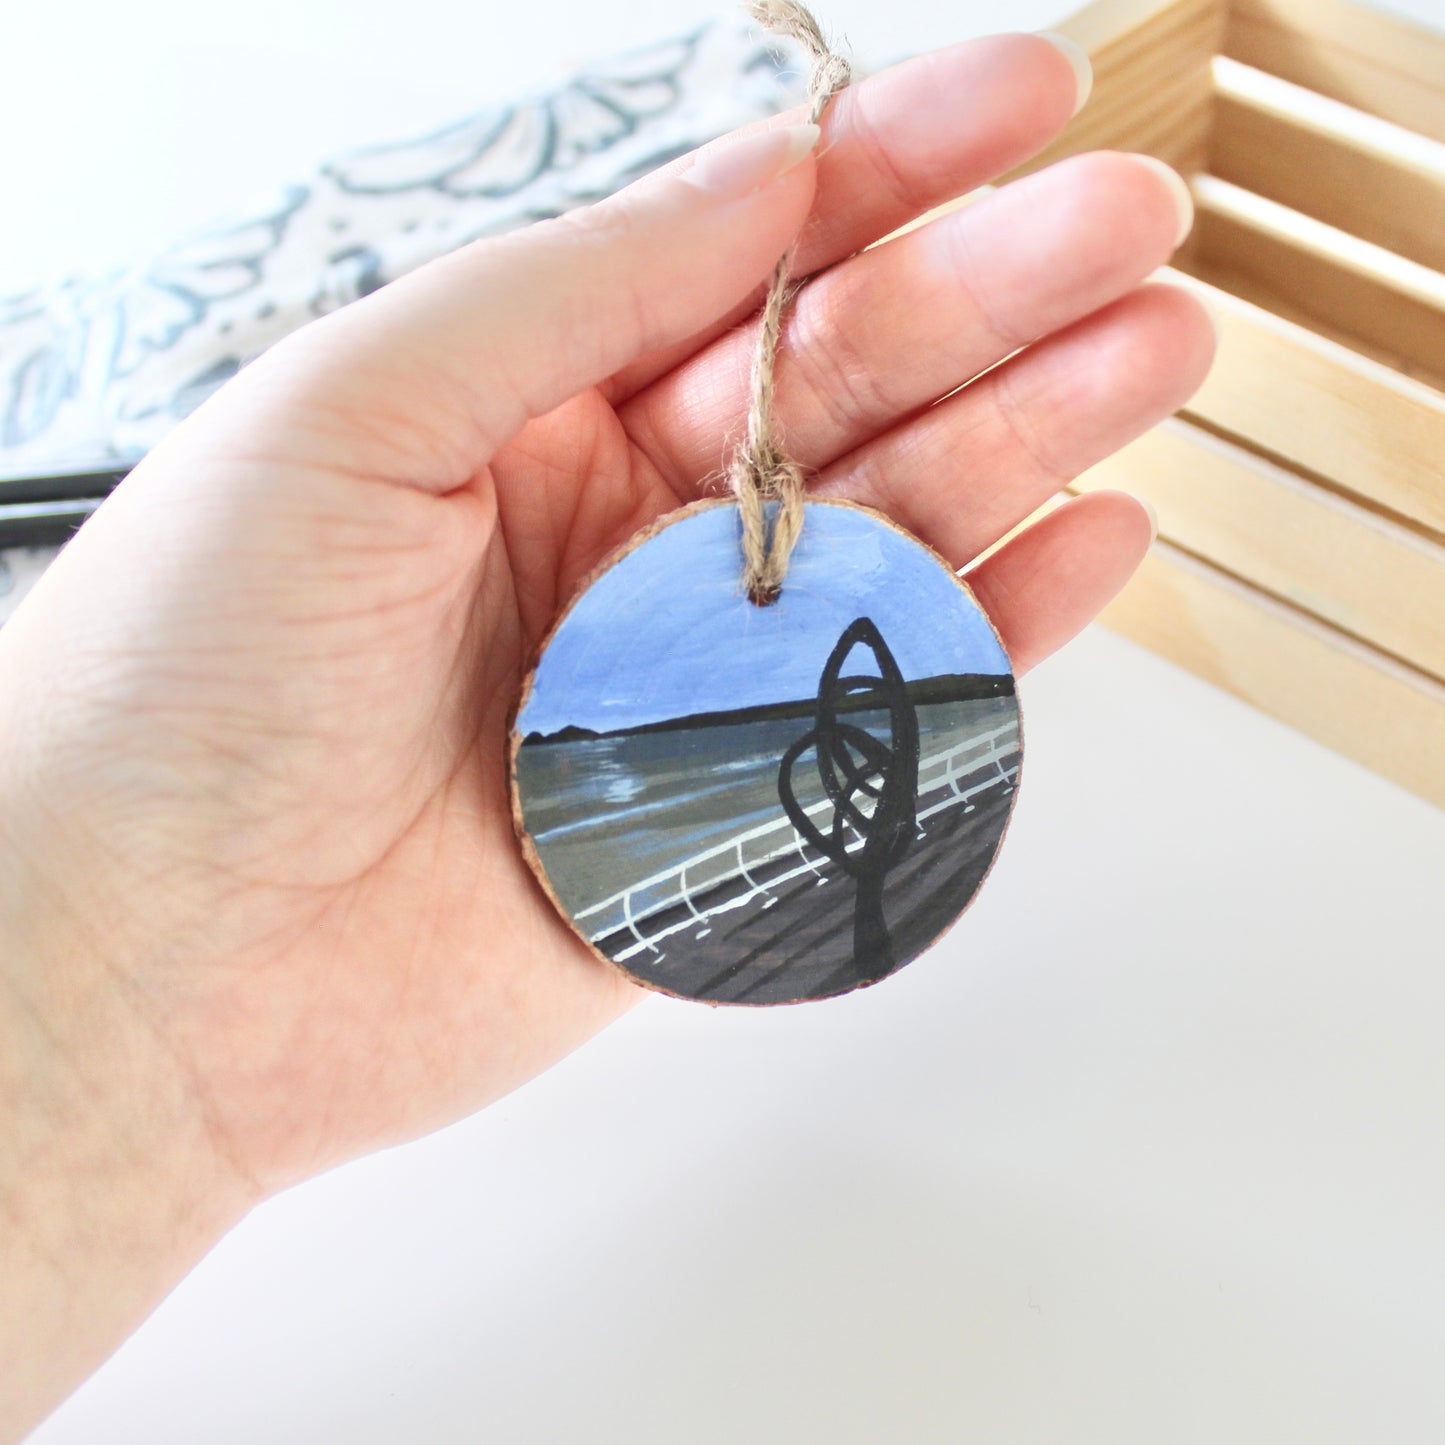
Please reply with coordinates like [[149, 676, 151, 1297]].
[[509, 501, 1022, 1006]]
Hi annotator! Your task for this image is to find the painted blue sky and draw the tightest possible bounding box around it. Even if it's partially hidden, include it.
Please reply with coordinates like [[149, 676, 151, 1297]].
[[519, 503, 1010, 736]]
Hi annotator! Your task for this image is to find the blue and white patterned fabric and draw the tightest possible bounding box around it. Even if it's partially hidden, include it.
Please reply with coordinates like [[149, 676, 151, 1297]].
[[0, 17, 809, 621]]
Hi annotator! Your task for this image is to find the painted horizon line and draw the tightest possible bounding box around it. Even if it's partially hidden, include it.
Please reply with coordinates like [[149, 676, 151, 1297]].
[[519, 671, 1017, 746]]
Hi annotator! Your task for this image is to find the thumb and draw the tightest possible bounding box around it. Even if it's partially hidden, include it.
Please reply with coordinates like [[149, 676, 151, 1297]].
[[216, 121, 823, 491]]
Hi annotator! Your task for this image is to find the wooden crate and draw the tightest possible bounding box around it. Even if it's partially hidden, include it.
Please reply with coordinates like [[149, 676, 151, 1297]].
[[1022, 0, 1445, 807]]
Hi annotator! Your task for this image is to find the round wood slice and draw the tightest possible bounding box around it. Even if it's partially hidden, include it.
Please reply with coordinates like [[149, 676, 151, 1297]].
[[508, 498, 1022, 1006]]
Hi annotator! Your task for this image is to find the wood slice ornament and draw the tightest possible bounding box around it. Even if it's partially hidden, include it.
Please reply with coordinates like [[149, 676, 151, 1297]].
[[508, 499, 1023, 1005], [507, 0, 1023, 1004]]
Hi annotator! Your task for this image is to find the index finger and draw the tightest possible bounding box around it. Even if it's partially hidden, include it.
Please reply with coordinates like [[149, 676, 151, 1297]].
[[605, 30, 1089, 402]]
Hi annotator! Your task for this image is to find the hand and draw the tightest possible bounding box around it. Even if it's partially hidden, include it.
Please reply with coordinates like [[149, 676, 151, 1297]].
[[0, 32, 1214, 1435]]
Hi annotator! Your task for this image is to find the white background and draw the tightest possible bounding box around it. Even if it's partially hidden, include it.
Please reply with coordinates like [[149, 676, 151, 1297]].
[[11, 1, 1445, 1441]]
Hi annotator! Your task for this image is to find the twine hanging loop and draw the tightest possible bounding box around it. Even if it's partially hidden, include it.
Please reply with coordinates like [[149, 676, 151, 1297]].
[[730, 0, 851, 605]]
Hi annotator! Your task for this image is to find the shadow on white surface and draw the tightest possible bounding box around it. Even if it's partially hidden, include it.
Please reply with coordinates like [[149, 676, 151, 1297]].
[[32, 630, 1445, 1443]]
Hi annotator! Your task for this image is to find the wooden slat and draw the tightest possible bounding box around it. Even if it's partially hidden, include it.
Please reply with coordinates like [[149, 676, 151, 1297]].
[[1073, 416, 1445, 679], [1212, 59, 1445, 273], [1098, 543, 1445, 808], [1053, 0, 1213, 56], [909, 2, 1445, 535], [1225, 0, 1445, 142], [1000, 0, 1445, 811], [1187, 177, 1445, 392], [1162, 269, 1445, 536], [999, 0, 1222, 176], [1189, 254, 1441, 390], [1060, 0, 1222, 69], [1015, 84, 1214, 176], [1089, 0, 1222, 85]]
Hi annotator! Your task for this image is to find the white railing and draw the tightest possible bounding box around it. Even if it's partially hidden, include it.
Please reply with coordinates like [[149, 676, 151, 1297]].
[[573, 719, 1021, 962]]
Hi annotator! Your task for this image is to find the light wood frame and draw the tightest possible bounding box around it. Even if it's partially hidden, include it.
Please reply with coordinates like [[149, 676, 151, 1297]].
[[1021, 0, 1445, 805]]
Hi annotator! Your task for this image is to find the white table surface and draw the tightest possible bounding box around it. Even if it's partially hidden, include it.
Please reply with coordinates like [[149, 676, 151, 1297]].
[[13, 1, 1445, 1441]]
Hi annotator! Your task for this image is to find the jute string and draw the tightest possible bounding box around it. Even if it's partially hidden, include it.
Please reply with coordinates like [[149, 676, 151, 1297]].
[[731, 0, 851, 605]]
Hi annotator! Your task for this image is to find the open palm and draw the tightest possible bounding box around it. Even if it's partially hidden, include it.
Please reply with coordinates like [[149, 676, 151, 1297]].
[[0, 34, 1212, 1206]]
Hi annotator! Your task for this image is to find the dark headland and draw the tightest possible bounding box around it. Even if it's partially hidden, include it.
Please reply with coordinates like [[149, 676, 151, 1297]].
[[522, 672, 1015, 745]]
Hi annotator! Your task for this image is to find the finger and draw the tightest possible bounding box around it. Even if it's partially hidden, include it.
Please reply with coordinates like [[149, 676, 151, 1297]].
[[813, 283, 1218, 562], [968, 490, 1154, 675], [203, 124, 824, 492], [621, 150, 1195, 494], [768, 31, 1090, 280], [606, 31, 1090, 400]]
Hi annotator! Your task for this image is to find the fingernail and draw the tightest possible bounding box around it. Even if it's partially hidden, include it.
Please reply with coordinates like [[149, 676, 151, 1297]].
[[1135, 154, 1196, 247], [681, 123, 821, 200], [1137, 494, 1160, 542], [1036, 32, 1093, 118], [1199, 291, 1223, 346]]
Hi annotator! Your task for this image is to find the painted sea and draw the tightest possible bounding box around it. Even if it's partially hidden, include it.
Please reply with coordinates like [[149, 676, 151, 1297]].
[[515, 688, 1020, 1004]]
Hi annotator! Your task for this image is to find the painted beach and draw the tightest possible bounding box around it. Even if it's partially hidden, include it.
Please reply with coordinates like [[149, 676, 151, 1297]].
[[511, 501, 1023, 1005]]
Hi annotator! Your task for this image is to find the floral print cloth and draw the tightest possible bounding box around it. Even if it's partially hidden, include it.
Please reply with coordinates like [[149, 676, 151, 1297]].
[[0, 16, 808, 622]]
